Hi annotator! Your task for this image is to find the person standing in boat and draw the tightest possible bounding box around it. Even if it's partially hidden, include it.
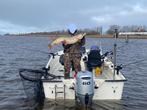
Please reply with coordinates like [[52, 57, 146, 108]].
[[63, 24, 85, 79]]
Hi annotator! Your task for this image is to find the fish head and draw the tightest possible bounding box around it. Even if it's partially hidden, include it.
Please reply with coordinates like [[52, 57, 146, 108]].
[[76, 33, 86, 39]]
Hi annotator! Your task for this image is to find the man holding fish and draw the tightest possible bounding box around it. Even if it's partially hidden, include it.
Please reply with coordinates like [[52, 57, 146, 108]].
[[48, 24, 85, 79]]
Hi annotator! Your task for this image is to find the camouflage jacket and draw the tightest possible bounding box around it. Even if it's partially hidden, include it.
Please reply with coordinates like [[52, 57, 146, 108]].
[[63, 36, 85, 54]]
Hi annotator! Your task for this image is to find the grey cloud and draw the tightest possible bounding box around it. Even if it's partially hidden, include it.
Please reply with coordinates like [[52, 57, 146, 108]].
[[0, 0, 147, 34]]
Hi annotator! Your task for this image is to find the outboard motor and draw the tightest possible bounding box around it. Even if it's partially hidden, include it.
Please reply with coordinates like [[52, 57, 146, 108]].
[[76, 71, 94, 106]]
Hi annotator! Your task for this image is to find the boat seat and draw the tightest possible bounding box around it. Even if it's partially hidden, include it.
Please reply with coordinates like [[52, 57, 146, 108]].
[[87, 50, 102, 71]]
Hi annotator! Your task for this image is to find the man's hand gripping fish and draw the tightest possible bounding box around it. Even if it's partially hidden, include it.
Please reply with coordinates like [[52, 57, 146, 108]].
[[48, 33, 86, 48]]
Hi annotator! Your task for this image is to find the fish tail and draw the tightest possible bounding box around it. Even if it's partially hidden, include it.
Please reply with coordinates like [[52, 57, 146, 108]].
[[48, 44, 52, 49]]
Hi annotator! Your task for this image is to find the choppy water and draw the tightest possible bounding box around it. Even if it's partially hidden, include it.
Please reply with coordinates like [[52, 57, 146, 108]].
[[0, 35, 147, 110]]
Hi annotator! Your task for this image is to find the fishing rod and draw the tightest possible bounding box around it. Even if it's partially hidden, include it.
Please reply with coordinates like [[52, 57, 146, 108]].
[[115, 57, 147, 74], [18, 46, 50, 54], [121, 58, 147, 68], [0, 45, 56, 55], [18, 46, 59, 59], [117, 37, 140, 50]]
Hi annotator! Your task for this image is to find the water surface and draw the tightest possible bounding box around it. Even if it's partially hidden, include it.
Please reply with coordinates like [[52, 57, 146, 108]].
[[0, 36, 147, 110]]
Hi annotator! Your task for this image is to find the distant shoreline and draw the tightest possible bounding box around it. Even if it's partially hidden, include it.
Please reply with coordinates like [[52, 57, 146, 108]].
[[7, 34, 147, 39], [90, 34, 147, 39]]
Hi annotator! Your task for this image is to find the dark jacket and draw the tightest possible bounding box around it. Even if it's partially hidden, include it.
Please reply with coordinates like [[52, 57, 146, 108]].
[[87, 50, 102, 67]]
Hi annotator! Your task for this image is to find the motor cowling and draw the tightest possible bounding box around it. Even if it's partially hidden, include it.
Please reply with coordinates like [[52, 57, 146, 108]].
[[76, 71, 94, 106]]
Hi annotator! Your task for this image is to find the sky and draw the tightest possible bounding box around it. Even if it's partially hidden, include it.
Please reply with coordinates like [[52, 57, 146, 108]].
[[0, 0, 147, 34]]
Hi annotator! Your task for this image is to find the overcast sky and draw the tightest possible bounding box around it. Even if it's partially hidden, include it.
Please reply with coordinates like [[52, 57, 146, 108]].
[[0, 0, 147, 34]]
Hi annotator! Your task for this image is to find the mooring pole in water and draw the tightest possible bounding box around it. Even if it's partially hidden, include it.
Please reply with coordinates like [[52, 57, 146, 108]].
[[113, 29, 118, 80], [125, 34, 129, 43]]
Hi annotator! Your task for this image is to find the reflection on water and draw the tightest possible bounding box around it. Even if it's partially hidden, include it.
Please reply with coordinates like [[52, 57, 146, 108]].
[[42, 100, 125, 110], [0, 36, 147, 110]]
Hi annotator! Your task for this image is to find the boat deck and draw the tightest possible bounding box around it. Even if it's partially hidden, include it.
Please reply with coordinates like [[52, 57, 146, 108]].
[[42, 50, 126, 100], [44, 54, 125, 81]]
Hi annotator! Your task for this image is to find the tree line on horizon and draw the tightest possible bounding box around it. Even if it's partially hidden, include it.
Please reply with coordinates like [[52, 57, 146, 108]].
[[7, 25, 147, 36], [106, 25, 147, 34]]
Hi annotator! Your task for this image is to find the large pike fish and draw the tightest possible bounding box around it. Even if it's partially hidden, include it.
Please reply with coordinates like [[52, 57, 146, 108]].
[[48, 33, 86, 48]]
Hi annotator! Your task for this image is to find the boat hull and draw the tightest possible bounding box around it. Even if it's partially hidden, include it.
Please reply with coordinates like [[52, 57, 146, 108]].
[[42, 79, 125, 100]]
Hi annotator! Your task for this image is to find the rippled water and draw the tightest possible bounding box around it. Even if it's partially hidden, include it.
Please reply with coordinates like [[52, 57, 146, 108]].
[[0, 35, 147, 110]]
